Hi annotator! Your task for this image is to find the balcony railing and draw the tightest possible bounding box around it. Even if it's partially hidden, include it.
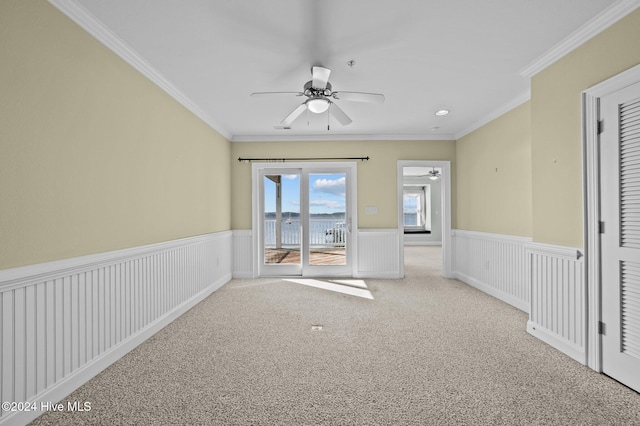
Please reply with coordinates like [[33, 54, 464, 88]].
[[264, 219, 346, 248]]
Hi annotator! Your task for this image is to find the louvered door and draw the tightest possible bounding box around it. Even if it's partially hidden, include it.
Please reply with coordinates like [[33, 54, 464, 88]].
[[601, 81, 640, 392]]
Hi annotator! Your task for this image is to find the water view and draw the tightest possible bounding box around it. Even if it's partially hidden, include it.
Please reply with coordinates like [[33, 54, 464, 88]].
[[264, 213, 345, 247]]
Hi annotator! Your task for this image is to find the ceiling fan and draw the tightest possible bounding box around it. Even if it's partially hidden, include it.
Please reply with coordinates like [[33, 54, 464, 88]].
[[427, 168, 441, 180], [411, 168, 441, 180], [251, 66, 385, 129]]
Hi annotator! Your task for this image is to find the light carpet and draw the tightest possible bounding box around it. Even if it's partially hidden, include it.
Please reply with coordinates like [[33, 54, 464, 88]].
[[30, 246, 640, 425]]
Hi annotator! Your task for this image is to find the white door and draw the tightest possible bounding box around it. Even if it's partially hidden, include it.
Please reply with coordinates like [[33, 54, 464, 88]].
[[256, 163, 355, 277], [600, 81, 640, 392]]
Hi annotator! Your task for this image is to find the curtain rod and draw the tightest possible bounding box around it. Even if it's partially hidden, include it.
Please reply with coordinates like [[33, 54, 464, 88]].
[[237, 156, 369, 163]]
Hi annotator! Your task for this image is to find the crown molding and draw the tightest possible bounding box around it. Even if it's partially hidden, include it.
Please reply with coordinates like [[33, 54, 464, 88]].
[[48, 0, 232, 141], [454, 90, 531, 140], [230, 133, 457, 142], [50, 0, 631, 144], [519, 0, 640, 78]]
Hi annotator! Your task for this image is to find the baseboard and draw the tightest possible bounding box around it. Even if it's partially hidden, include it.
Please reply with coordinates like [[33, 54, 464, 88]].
[[0, 232, 232, 426], [454, 271, 529, 312], [527, 321, 585, 364]]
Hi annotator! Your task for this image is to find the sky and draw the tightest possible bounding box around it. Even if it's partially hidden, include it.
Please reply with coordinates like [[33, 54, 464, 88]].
[[264, 173, 346, 215]]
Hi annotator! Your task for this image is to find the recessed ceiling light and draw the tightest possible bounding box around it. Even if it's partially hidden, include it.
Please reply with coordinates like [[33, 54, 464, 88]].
[[435, 109, 450, 116]]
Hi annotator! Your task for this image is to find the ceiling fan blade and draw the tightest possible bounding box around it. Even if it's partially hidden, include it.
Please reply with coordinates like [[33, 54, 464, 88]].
[[250, 92, 304, 97], [332, 91, 385, 103], [280, 103, 307, 126], [311, 66, 331, 90], [329, 103, 352, 126]]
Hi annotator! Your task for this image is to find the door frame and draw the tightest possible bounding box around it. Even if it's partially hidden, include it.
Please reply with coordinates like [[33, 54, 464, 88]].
[[252, 161, 358, 277], [397, 160, 453, 278], [582, 63, 640, 371]]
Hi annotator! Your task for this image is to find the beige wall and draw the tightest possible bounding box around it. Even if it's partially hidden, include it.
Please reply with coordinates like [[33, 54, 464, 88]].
[[531, 8, 640, 247], [230, 140, 456, 229], [0, 1, 231, 270], [456, 102, 532, 237], [5, 2, 638, 270]]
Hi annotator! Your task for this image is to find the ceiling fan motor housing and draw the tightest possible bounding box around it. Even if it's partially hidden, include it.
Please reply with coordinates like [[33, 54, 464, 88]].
[[304, 80, 332, 97]]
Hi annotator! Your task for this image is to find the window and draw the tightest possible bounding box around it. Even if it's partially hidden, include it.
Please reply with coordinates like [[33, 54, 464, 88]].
[[403, 187, 427, 230]]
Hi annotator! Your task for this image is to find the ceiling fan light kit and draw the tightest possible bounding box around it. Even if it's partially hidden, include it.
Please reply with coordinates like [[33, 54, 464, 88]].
[[306, 98, 330, 113], [251, 65, 385, 129]]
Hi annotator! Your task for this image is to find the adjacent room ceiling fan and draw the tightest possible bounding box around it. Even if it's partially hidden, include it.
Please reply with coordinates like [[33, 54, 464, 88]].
[[251, 66, 385, 129], [413, 168, 441, 180]]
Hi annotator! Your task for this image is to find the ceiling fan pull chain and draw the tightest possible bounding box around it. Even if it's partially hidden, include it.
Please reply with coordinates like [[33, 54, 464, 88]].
[[327, 104, 331, 131]]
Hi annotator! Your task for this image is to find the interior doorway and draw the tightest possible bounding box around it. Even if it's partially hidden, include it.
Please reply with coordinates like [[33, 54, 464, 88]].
[[397, 160, 452, 278]]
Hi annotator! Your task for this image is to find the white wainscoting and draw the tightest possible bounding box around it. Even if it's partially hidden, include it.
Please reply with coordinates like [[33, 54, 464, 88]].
[[232, 230, 254, 278], [231, 229, 402, 279], [0, 232, 231, 426], [451, 231, 587, 365], [452, 230, 531, 312], [356, 229, 401, 278], [526, 242, 585, 364]]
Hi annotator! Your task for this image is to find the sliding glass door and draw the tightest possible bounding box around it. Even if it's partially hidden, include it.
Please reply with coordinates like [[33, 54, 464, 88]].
[[256, 163, 355, 277]]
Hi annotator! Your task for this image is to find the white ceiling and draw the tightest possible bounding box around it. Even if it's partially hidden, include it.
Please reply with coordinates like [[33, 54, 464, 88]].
[[55, 0, 634, 141]]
